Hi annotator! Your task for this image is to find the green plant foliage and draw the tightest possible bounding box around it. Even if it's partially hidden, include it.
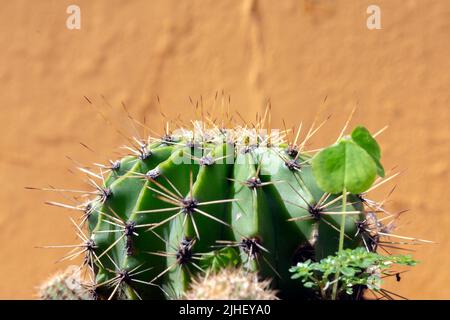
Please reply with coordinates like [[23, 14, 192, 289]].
[[310, 126, 401, 300], [312, 139, 377, 194], [289, 248, 417, 299], [351, 126, 385, 177]]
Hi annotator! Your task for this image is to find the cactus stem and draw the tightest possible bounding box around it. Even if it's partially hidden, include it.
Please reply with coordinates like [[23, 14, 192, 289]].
[[337, 188, 348, 253]]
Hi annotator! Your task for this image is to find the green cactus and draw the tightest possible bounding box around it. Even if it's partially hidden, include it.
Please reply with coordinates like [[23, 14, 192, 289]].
[[184, 268, 278, 300], [39, 112, 398, 301], [70, 120, 370, 300]]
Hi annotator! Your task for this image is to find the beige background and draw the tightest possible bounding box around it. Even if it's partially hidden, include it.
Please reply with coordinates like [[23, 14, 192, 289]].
[[0, 0, 448, 299]]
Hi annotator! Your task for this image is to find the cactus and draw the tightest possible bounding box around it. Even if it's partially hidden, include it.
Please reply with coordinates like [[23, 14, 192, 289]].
[[70, 118, 371, 300], [38, 266, 95, 300], [40, 111, 419, 300], [184, 268, 278, 300]]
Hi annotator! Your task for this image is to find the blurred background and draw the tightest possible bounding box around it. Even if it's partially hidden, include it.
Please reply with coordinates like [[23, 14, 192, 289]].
[[0, 0, 448, 299]]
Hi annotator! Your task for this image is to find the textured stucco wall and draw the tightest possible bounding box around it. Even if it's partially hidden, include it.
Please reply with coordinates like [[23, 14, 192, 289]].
[[0, 0, 448, 299]]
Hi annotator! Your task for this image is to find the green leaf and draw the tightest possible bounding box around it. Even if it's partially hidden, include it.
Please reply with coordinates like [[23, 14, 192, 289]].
[[312, 139, 377, 194], [351, 126, 381, 160], [372, 157, 385, 178], [351, 126, 385, 177], [340, 267, 355, 277]]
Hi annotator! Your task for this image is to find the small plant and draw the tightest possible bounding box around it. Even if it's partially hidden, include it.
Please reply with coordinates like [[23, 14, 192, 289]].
[[289, 248, 416, 300], [311, 125, 387, 299], [295, 124, 427, 299]]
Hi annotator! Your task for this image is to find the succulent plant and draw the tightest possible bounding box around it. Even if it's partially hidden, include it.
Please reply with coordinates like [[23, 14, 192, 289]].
[[184, 268, 278, 300], [60, 118, 369, 300], [37, 108, 426, 300], [38, 266, 95, 300]]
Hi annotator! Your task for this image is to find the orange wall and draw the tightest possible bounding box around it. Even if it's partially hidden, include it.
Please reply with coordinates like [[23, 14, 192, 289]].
[[0, 0, 448, 299]]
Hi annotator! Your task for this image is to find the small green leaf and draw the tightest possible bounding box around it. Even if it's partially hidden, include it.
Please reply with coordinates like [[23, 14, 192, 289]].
[[351, 126, 385, 177], [351, 126, 381, 160], [289, 248, 417, 299], [312, 139, 377, 194], [340, 267, 355, 277], [372, 158, 385, 178]]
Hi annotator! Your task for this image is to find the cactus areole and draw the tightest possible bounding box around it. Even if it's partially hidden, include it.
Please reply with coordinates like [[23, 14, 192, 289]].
[[68, 122, 369, 300]]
